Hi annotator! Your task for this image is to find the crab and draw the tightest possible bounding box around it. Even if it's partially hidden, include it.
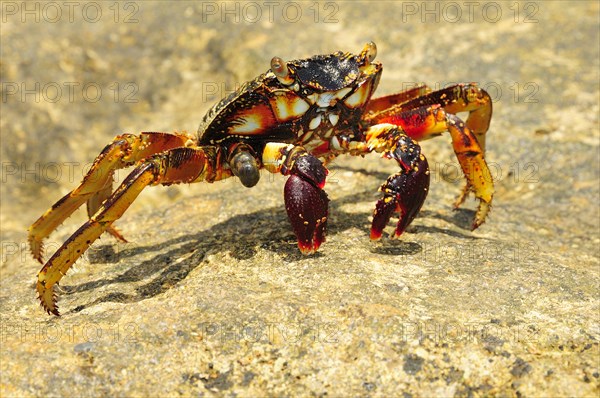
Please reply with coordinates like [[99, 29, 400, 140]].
[[28, 42, 494, 315]]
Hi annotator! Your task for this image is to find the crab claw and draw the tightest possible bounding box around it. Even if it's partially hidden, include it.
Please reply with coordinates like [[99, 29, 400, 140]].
[[370, 154, 430, 240], [284, 154, 329, 254]]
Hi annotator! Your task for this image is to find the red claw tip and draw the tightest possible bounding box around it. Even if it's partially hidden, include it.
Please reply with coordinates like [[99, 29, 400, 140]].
[[370, 229, 383, 241]]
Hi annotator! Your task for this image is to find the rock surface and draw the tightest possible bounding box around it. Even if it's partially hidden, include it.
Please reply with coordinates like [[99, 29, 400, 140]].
[[1, 1, 598, 396]]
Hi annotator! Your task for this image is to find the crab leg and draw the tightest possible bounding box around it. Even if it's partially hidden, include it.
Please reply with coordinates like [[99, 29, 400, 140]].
[[28, 132, 192, 263], [366, 83, 493, 151], [371, 104, 494, 229], [263, 143, 329, 254], [365, 84, 432, 114], [37, 145, 230, 316]]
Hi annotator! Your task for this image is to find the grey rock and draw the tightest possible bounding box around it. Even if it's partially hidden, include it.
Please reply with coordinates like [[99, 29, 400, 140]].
[[1, 1, 598, 397]]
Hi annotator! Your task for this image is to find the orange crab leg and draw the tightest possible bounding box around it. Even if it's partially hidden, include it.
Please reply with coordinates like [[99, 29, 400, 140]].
[[37, 145, 230, 316], [366, 83, 493, 151], [365, 84, 432, 114], [28, 132, 192, 263], [372, 104, 494, 229], [434, 84, 492, 151]]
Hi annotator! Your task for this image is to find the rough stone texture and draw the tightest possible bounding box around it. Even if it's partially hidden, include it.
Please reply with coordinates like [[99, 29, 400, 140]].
[[1, 1, 598, 397]]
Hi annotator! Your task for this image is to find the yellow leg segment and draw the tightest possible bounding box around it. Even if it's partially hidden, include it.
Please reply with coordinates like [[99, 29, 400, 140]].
[[36, 145, 227, 316], [365, 84, 432, 114], [365, 83, 492, 152], [445, 113, 493, 229], [28, 132, 192, 263]]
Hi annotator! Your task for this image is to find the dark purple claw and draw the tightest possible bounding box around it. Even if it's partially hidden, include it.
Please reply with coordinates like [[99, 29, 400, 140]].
[[370, 155, 430, 240], [290, 154, 328, 189], [284, 174, 329, 254], [370, 194, 398, 240]]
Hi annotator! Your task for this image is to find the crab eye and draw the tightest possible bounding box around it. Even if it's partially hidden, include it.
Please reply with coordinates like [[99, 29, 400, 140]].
[[271, 57, 287, 76], [365, 42, 377, 63], [271, 56, 294, 85]]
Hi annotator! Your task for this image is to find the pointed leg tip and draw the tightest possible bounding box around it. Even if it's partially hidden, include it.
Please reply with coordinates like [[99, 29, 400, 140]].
[[107, 225, 128, 243], [471, 219, 485, 231], [453, 184, 471, 210], [42, 302, 60, 316], [43, 305, 60, 316], [471, 200, 491, 231], [37, 282, 60, 316], [28, 238, 44, 263]]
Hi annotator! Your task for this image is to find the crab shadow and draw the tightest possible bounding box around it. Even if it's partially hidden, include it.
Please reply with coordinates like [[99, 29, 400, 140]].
[[63, 173, 480, 315]]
